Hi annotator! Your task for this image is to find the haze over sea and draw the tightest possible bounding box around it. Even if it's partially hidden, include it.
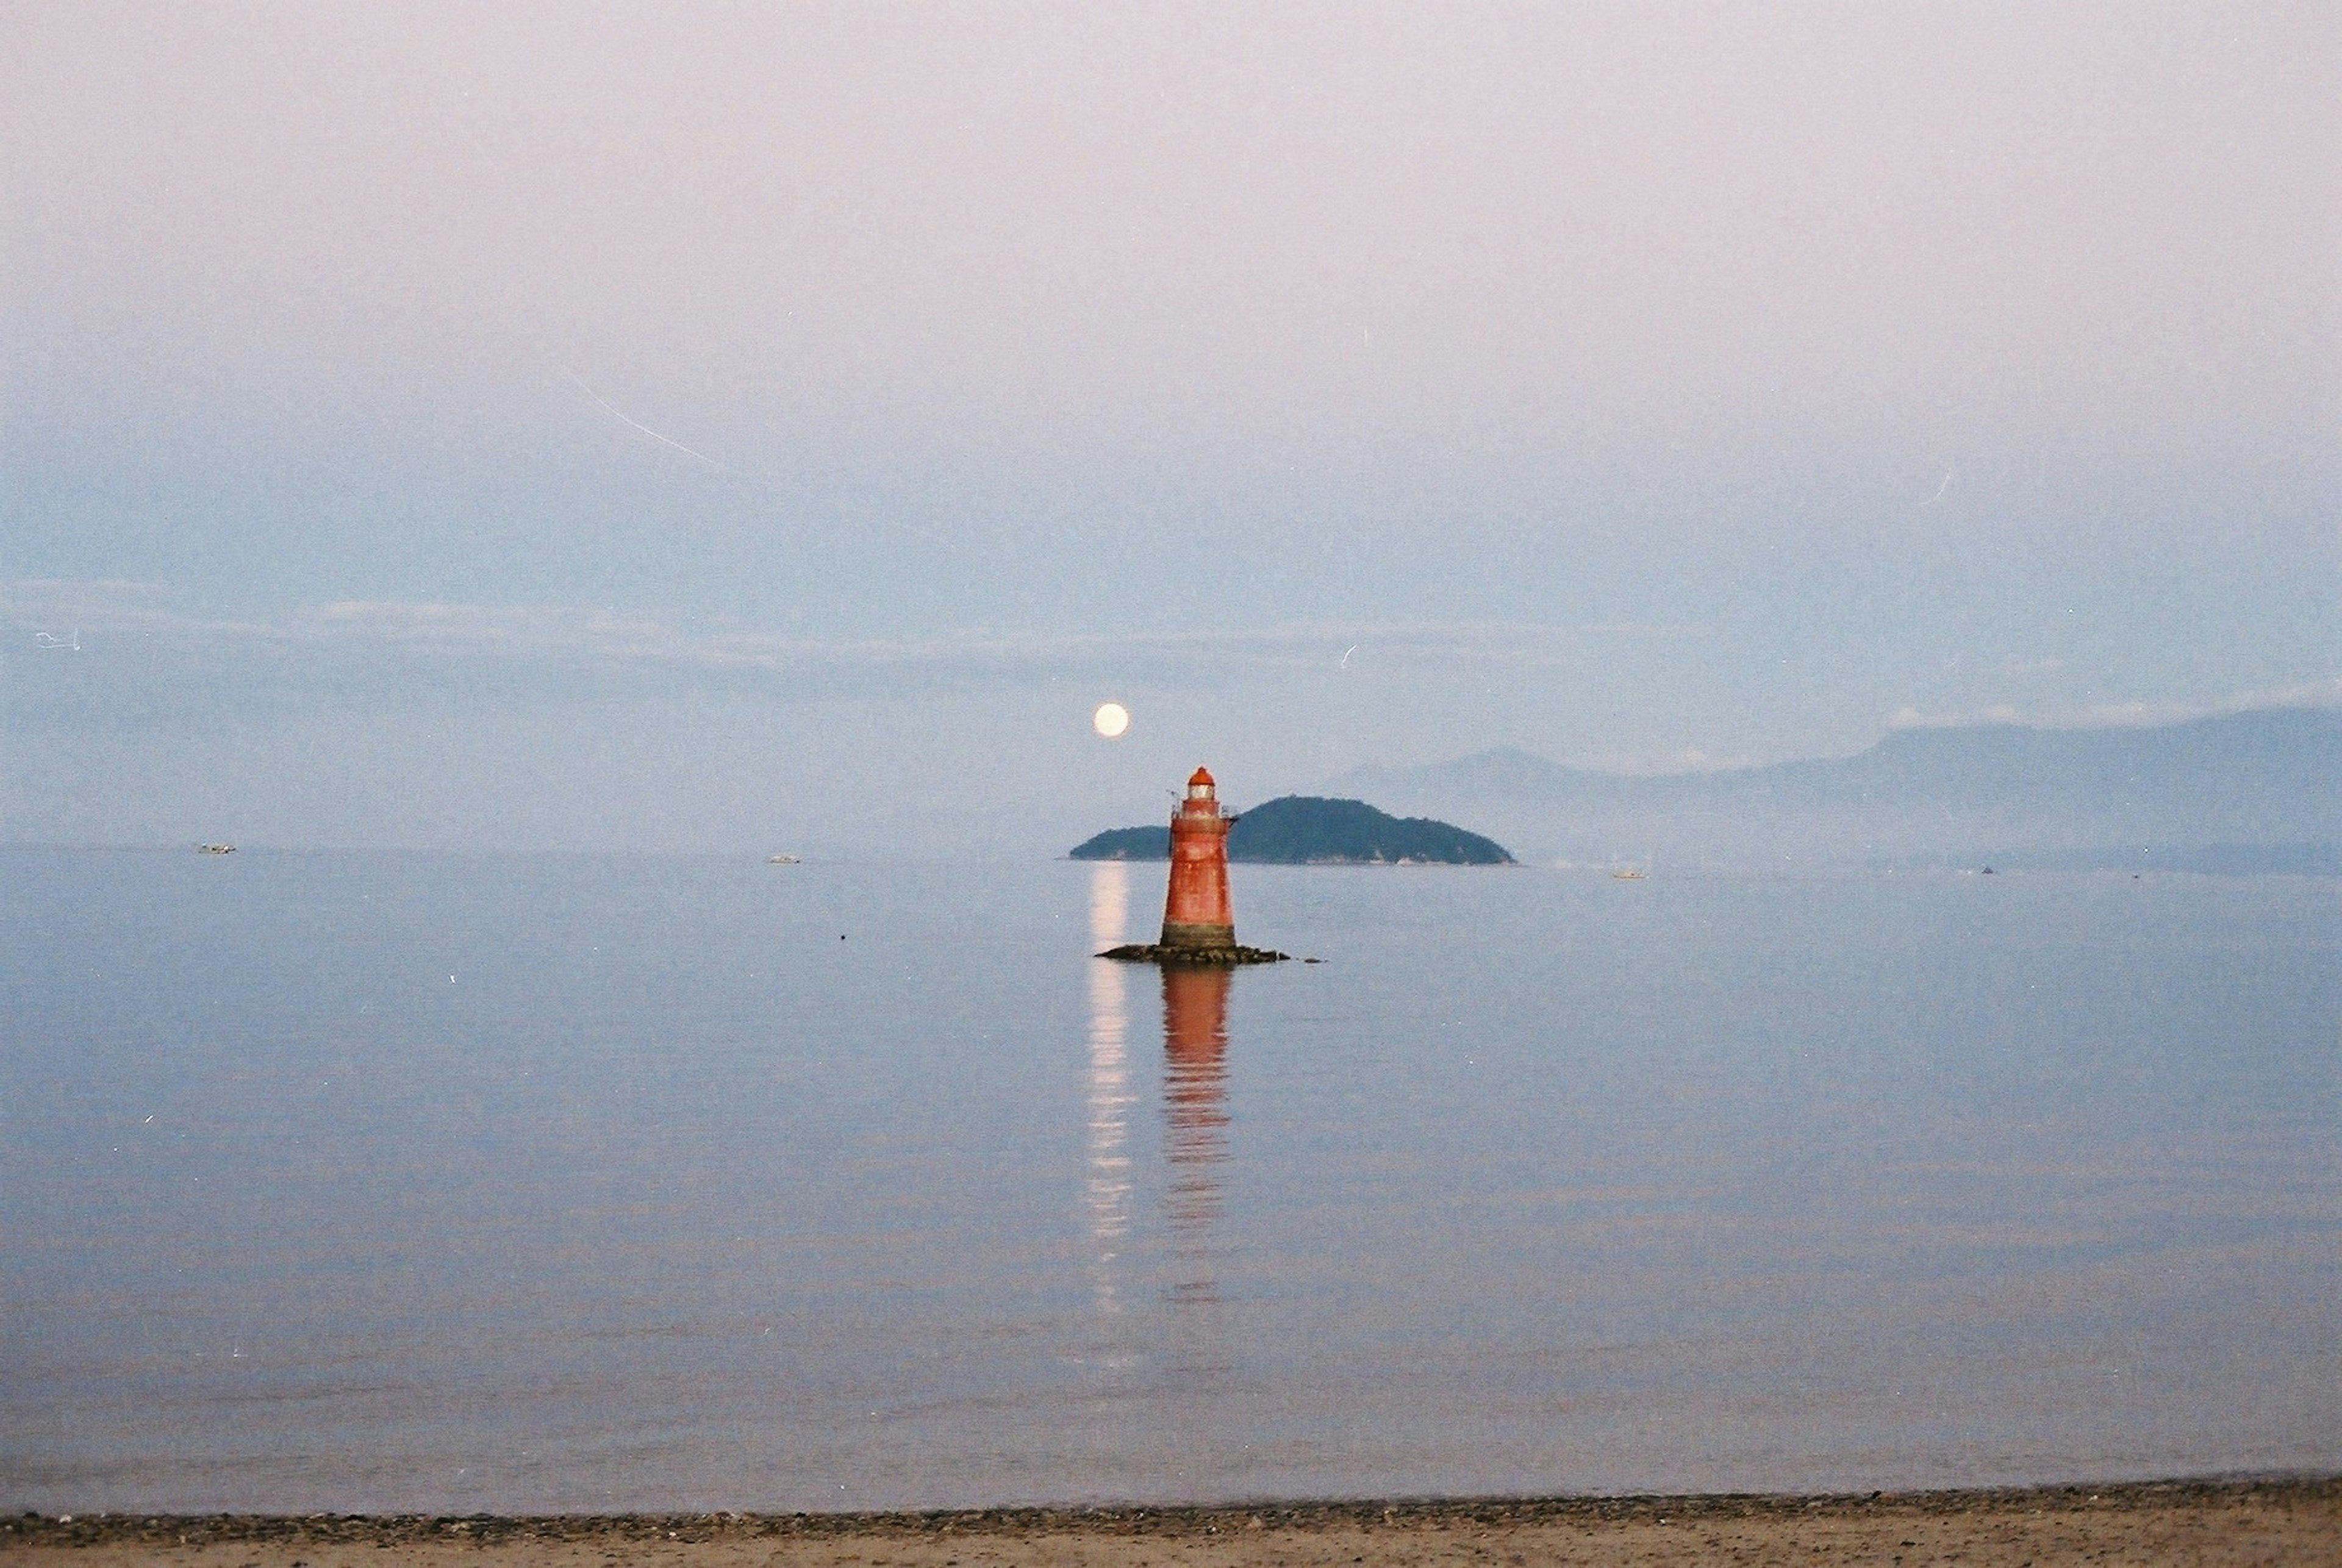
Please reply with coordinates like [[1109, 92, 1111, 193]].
[[4, 848, 2332, 1513]]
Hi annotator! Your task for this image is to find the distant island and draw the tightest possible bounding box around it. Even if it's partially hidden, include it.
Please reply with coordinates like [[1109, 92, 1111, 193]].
[[1328, 705, 2342, 872], [1070, 795, 1516, 865]]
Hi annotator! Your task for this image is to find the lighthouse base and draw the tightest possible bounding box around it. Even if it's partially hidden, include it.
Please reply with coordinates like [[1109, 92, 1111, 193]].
[[1160, 920, 1237, 948], [1097, 942, 1290, 966]]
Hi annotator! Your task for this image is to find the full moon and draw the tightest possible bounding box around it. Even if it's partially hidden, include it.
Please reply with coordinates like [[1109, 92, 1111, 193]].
[[1092, 702, 1130, 739]]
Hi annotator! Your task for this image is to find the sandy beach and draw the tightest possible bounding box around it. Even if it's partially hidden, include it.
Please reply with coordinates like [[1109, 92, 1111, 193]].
[[4, 1480, 2334, 1568]]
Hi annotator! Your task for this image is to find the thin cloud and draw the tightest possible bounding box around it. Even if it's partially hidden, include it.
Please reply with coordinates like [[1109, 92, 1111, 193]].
[[0, 579, 280, 642], [1886, 676, 2342, 732], [1, 582, 1710, 687], [562, 372, 743, 477]]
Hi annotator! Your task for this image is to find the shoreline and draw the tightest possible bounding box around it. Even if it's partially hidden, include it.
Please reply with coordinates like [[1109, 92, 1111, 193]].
[[5, 1477, 2336, 1566]]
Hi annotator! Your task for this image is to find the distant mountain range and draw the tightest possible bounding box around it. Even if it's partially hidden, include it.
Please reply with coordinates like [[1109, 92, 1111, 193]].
[[1070, 795, 1516, 865], [1327, 706, 2342, 871]]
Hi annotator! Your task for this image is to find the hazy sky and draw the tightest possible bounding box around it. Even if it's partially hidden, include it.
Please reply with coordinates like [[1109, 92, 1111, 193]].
[[4, 2, 2335, 853]]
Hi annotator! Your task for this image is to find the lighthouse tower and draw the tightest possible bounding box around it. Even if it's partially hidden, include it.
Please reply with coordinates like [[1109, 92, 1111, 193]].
[[1160, 767, 1237, 950], [1096, 768, 1285, 965]]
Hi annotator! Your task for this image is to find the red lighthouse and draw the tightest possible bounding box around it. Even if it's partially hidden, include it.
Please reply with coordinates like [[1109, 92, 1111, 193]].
[[1097, 767, 1288, 965], [1161, 767, 1236, 950]]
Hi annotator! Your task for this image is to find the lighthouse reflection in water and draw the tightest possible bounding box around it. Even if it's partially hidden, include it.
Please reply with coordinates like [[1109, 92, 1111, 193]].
[[1158, 965, 1231, 1303], [1087, 861, 1232, 1309]]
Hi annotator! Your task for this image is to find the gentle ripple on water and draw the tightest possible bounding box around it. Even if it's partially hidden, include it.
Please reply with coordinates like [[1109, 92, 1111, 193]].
[[0, 848, 2333, 1511]]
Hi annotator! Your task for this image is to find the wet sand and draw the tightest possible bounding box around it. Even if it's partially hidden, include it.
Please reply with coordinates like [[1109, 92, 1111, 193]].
[[4, 1480, 2335, 1568]]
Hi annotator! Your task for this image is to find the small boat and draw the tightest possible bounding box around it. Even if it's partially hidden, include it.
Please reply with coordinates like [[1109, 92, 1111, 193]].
[[198, 843, 237, 854], [766, 854, 801, 865], [1611, 865, 1645, 880]]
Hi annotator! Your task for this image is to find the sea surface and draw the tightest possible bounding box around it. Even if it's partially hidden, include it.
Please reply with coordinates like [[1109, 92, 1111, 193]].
[[1, 848, 2334, 1512]]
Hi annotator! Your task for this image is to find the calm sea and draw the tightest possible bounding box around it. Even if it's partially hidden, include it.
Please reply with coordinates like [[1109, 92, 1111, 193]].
[[1, 848, 2334, 1513]]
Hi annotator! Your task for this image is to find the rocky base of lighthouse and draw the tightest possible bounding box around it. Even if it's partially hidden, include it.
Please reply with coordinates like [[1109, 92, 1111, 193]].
[[1096, 942, 1291, 966]]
